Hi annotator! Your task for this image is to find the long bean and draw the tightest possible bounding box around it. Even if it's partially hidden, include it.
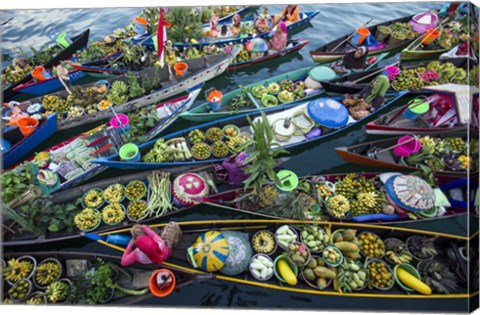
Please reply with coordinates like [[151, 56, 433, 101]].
[[146, 171, 173, 218]]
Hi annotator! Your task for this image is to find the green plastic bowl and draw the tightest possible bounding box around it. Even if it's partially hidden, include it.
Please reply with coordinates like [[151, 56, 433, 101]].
[[273, 255, 299, 285], [394, 263, 421, 292]]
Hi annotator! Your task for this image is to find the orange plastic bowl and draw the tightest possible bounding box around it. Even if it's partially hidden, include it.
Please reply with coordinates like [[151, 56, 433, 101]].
[[149, 269, 176, 298]]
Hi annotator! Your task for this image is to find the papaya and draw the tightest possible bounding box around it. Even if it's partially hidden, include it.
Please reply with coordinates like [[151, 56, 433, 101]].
[[303, 268, 316, 282], [313, 266, 336, 279], [342, 229, 357, 242], [343, 251, 362, 260], [316, 278, 328, 290], [334, 241, 359, 253]]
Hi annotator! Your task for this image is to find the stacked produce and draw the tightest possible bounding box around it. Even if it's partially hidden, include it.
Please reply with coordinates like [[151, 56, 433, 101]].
[[35, 260, 61, 286], [300, 225, 329, 253], [249, 255, 274, 280], [367, 260, 393, 289], [144, 171, 173, 218], [127, 200, 148, 220], [103, 184, 125, 203], [302, 257, 336, 289], [46, 280, 70, 303], [101, 203, 126, 225], [287, 242, 310, 266], [126, 180, 147, 200], [404, 135, 474, 171], [252, 231, 276, 255], [275, 225, 298, 249], [250, 78, 308, 107], [3, 258, 34, 283], [83, 189, 104, 208], [74, 208, 101, 231], [384, 238, 413, 264], [393, 61, 468, 90], [337, 258, 367, 292], [227, 94, 254, 111], [7, 280, 32, 301], [143, 138, 192, 163], [332, 229, 362, 260], [358, 232, 385, 258]]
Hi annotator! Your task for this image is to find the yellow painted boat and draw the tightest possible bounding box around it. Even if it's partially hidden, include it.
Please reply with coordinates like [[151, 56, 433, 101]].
[[93, 219, 475, 301]]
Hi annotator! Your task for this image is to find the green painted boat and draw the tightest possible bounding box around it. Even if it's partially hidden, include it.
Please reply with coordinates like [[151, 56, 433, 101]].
[[180, 66, 324, 122], [400, 45, 450, 62], [180, 55, 386, 122]]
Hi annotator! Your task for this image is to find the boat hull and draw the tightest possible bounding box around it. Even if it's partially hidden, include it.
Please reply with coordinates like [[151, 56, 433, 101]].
[[2, 29, 90, 101], [12, 70, 88, 96], [2, 114, 57, 169]]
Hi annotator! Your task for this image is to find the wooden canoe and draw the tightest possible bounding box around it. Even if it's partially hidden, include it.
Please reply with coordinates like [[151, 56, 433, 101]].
[[92, 93, 406, 170], [2, 251, 209, 305], [228, 39, 309, 70], [309, 15, 415, 64], [12, 53, 232, 132], [2, 114, 57, 169], [180, 55, 387, 123], [2, 29, 90, 101], [140, 11, 320, 49], [366, 89, 469, 135], [4, 90, 200, 198], [92, 219, 470, 302], [201, 6, 252, 27], [1, 157, 288, 247], [335, 130, 473, 177]]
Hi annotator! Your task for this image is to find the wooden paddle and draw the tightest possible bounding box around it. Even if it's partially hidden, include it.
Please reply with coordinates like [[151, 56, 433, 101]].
[[331, 18, 374, 53]]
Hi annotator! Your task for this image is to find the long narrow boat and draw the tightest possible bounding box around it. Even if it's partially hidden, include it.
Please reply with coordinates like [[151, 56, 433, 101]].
[[335, 130, 475, 177], [91, 219, 471, 307], [73, 39, 308, 75], [2, 114, 57, 169], [309, 15, 415, 64], [2, 157, 288, 247], [3, 165, 469, 247], [399, 21, 470, 62], [366, 89, 469, 135], [181, 55, 387, 123], [159, 11, 319, 49], [2, 251, 206, 305], [3, 29, 90, 101], [321, 59, 469, 95], [10, 53, 233, 132], [3, 89, 200, 199], [229, 39, 310, 70], [92, 93, 406, 170], [201, 6, 252, 26]]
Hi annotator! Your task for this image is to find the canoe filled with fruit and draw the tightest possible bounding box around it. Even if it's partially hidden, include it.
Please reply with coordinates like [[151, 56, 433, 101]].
[[204, 172, 471, 224], [1, 91, 200, 218], [94, 92, 405, 170], [92, 219, 470, 302], [2, 251, 200, 305], [335, 132, 477, 177], [8, 53, 232, 132]]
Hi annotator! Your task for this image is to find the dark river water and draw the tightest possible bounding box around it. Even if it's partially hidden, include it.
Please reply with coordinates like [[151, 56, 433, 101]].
[[3, 2, 471, 312]]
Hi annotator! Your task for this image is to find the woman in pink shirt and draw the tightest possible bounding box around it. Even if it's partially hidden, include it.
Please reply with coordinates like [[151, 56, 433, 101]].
[[121, 224, 173, 266], [268, 21, 288, 54]]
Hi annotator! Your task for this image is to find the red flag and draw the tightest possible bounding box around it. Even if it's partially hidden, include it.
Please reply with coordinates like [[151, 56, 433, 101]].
[[157, 8, 164, 59]]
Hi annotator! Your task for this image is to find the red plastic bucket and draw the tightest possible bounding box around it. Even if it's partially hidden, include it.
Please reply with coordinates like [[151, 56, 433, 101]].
[[17, 117, 39, 137], [173, 62, 188, 77], [149, 269, 176, 298], [421, 29, 440, 45], [32, 66, 51, 81], [352, 28, 371, 45]]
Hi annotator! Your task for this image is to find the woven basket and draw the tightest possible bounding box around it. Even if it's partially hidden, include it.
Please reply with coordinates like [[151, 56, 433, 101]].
[[292, 111, 314, 136], [271, 118, 295, 142], [160, 222, 183, 249]]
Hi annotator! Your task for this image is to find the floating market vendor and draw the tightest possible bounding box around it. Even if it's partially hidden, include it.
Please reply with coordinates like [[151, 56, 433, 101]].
[[332, 46, 369, 75], [121, 223, 182, 266], [268, 21, 288, 54], [164, 40, 177, 65], [230, 14, 241, 35], [343, 74, 390, 120], [208, 10, 220, 37], [274, 5, 300, 25]]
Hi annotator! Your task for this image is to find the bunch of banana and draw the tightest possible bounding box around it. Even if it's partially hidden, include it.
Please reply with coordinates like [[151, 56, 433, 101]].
[[35, 261, 61, 286], [46, 281, 69, 303], [252, 230, 276, 254], [4, 258, 34, 283], [26, 294, 46, 304], [386, 250, 413, 264]]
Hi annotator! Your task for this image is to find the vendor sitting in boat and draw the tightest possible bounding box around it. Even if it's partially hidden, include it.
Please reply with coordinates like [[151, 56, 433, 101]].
[[268, 21, 288, 54], [208, 10, 220, 37], [121, 223, 182, 266], [343, 74, 390, 119], [230, 14, 242, 35], [274, 5, 300, 25], [332, 46, 369, 75]]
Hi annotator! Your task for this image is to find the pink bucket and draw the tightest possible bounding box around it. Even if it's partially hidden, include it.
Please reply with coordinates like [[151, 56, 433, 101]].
[[385, 65, 400, 80], [109, 114, 129, 129], [393, 135, 422, 157], [408, 12, 439, 34]]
